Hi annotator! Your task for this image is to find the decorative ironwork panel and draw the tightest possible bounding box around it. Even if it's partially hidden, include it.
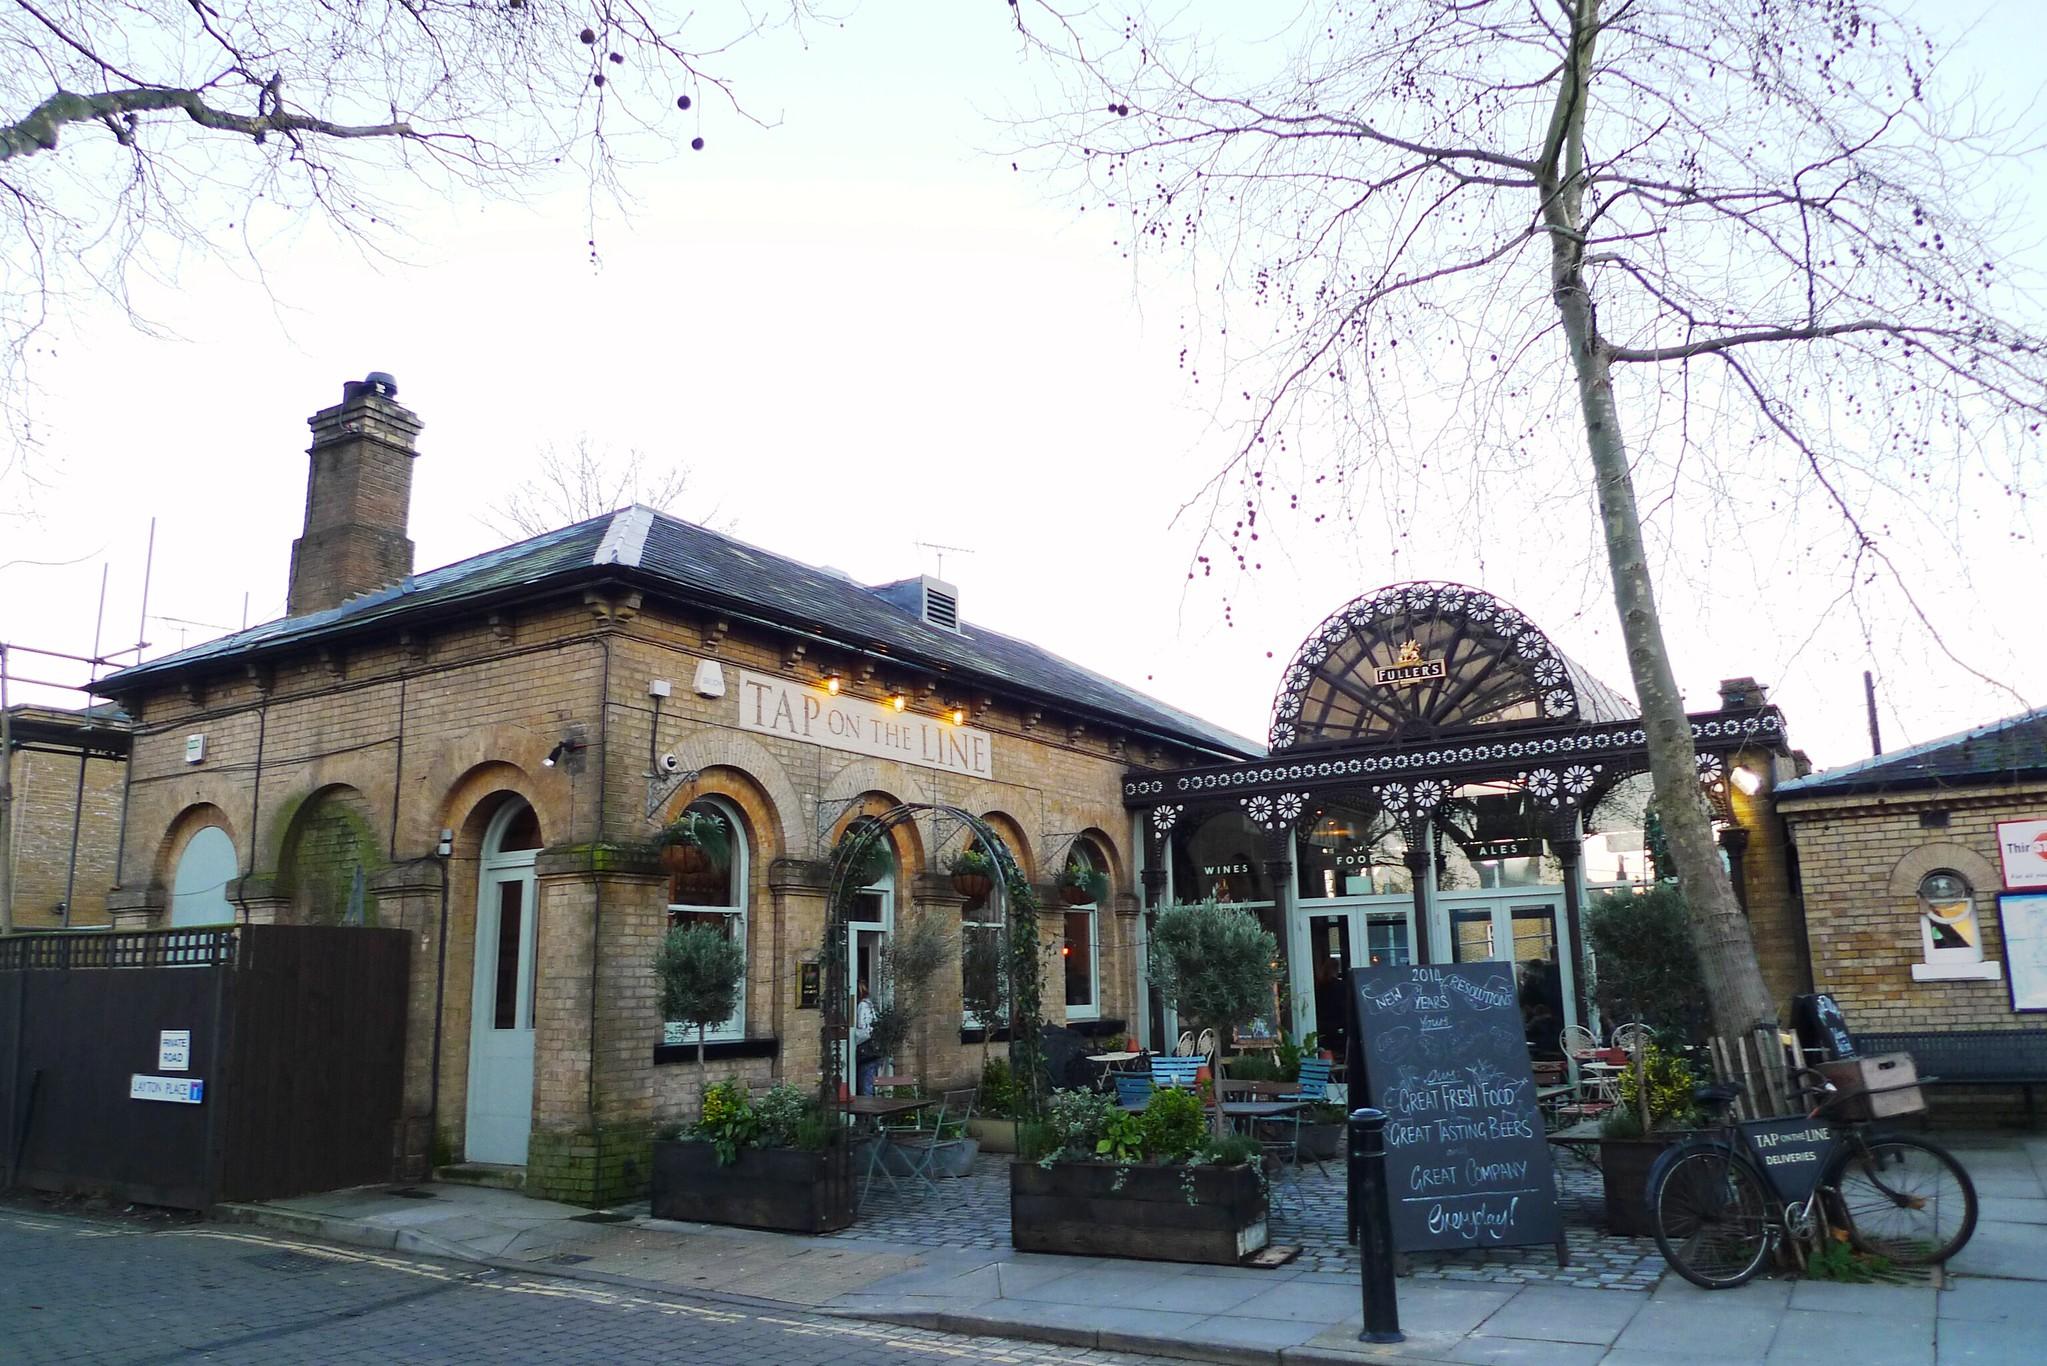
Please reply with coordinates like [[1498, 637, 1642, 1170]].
[[1123, 708, 1787, 808], [1267, 581, 1634, 752]]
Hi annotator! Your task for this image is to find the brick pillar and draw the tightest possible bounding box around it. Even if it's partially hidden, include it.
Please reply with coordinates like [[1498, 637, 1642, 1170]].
[[105, 885, 163, 931], [907, 873, 968, 1090], [370, 860, 447, 1180], [286, 375, 422, 616], [769, 858, 831, 1092], [230, 872, 291, 926], [527, 842, 667, 1207]]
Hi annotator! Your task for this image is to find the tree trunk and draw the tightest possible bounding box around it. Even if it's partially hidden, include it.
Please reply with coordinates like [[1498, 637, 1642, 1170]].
[[1540, 0, 1778, 1039], [697, 1025, 709, 1113]]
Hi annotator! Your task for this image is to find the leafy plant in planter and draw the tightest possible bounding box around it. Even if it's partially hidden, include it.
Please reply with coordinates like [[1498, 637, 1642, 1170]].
[[653, 809, 732, 883], [1060, 857, 1109, 906], [947, 847, 996, 904], [654, 922, 746, 1101], [1147, 899, 1284, 1138], [1598, 1042, 1703, 1236], [654, 1080, 848, 1233], [1014, 1084, 1271, 1263]]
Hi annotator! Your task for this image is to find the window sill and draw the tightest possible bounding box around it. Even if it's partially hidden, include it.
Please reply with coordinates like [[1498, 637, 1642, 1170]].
[[652, 1037, 780, 1064], [1910, 960, 2003, 982], [960, 1024, 1013, 1044]]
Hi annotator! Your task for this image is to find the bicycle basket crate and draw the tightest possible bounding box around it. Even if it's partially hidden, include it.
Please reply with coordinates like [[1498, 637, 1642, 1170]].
[[1818, 1052, 1924, 1120]]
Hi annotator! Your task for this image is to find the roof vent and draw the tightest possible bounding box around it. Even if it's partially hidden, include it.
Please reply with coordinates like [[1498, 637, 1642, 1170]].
[[923, 579, 959, 631]]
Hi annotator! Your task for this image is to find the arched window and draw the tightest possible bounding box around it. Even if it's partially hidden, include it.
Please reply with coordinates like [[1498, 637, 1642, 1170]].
[[960, 838, 1006, 1029], [170, 826, 237, 927], [1062, 843, 1104, 1020], [1918, 870, 1980, 965], [663, 798, 748, 1043]]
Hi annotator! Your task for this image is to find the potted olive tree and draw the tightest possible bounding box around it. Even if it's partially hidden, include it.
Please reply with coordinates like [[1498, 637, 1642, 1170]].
[[650, 924, 854, 1232], [1147, 899, 1284, 1139]]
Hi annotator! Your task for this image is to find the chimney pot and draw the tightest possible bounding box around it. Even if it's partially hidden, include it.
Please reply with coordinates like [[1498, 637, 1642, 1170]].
[[1718, 676, 1767, 709]]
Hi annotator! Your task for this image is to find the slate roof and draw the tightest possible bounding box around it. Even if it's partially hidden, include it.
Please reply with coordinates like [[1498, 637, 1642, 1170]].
[[95, 507, 1261, 760], [1776, 704, 2047, 798]]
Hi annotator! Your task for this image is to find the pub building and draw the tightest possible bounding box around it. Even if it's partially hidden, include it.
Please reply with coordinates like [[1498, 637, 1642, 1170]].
[[81, 376, 1809, 1205], [1123, 582, 1805, 1064]]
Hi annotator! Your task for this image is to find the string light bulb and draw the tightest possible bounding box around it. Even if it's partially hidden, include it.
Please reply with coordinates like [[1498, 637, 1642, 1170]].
[[950, 705, 966, 726], [825, 673, 841, 695], [891, 692, 906, 712]]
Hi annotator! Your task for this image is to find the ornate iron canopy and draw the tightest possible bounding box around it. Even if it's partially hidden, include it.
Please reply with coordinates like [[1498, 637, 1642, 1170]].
[[1267, 581, 1634, 753]]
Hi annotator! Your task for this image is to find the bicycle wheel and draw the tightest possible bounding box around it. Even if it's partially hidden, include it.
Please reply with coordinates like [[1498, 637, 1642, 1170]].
[[1830, 1133, 1977, 1265], [1651, 1143, 1774, 1289]]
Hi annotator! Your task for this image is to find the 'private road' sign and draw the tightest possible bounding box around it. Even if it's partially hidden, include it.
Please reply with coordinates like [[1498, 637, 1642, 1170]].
[[130, 1074, 204, 1105], [158, 1030, 191, 1071]]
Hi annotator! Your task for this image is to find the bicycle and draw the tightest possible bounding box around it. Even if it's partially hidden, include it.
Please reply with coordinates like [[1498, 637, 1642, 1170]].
[[1646, 1067, 1978, 1289]]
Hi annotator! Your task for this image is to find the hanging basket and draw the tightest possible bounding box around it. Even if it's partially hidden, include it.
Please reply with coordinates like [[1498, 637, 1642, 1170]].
[[659, 843, 714, 879], [951, 871, 994, 905], [1058, 883, 1093, 906], [670, 871, 725, 905]]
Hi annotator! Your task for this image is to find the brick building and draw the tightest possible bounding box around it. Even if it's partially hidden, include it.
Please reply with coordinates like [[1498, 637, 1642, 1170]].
[[1, 702, 130, 929], [93, 375, 1256, 1203], [1777, 707, 2047, 1035]]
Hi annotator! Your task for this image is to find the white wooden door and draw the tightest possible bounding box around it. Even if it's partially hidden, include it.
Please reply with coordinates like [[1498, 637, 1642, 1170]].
[[466, 866, 537, 1164]]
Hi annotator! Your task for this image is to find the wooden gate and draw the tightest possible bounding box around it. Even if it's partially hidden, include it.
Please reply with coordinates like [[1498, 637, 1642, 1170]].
[[1, 924, 408, 1209]]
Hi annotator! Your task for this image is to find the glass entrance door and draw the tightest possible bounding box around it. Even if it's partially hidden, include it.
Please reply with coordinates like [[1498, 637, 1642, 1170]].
[[1437, 890, 1576, 1059], [1299, 906, 1412, 1060]]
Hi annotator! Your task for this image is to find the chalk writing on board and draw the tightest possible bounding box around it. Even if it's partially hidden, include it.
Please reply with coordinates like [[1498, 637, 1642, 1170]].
[[1350, 961, 1563, 1255]]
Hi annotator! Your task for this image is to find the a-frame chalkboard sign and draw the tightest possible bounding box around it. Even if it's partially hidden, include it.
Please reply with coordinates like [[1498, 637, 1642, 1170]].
[[1348, 962, 1566, 1264]]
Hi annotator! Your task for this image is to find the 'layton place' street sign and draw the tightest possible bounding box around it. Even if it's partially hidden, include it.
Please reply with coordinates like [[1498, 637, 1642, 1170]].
[[737, 671, 994, 780], [1349, 961, 1565, 1260]]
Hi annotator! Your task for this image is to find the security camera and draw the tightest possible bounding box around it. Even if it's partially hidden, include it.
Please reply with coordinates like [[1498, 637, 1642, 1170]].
[[658, 753, 682, 775]]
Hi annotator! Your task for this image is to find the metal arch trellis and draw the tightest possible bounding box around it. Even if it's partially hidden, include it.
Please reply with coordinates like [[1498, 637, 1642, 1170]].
[[818, 803, 1049, 1123]]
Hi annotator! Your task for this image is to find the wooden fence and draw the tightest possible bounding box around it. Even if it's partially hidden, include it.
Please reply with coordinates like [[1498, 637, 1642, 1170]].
[[1, 924, 408, 1209]]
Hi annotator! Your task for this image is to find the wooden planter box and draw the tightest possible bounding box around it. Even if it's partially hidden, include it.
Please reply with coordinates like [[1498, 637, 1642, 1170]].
[[1011, 1160, 1268, 1264], [1599, 1135, 1677, 1238], [651, 1139, 854, 1234]]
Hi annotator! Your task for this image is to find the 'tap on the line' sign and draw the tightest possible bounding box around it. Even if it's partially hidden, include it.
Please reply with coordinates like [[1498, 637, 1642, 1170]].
[[130, 1074, 204, 1105]]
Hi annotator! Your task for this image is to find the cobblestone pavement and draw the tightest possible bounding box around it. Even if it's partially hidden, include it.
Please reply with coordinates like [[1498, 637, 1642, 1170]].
[[828, 1148, 1665, 1292], [0, 1207, 1189, 1365]]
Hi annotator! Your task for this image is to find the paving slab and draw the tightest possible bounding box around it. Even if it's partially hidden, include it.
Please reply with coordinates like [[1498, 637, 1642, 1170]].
[[1008, 1263, 1268, 1315], [1787, 1279, 1940, 1317], [1764, 1306, 1935, 1366], [1934, 1316, 2045, 1366], [1971, 1195, 2047, 1224], [1944, 1220, 2047, 1280], [1466, 1283, 1643, 1346], [1610, 1298, 1782, 1359], [1179, 1311, 1327, 1355], [1648, 1273, 1793, 1307], [1935, 1275, 2047, 1327], [1228, 1278, 1380, 1324], [1446, 1339, 1607, 1366]]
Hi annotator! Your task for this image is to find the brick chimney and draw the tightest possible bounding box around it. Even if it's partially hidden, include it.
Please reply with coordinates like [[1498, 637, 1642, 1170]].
[[286, 373, 422, 616]]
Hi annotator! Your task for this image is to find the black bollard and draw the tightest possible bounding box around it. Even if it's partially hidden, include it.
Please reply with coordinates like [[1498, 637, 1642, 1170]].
[[1348, 1106, 1403, 1344]]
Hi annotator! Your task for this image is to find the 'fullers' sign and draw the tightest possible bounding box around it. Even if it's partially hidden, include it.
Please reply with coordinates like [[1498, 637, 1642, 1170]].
[[1373, 639, 1446, 687], [1350, 961, 1563, 1258], [738, 672, 994, 779]]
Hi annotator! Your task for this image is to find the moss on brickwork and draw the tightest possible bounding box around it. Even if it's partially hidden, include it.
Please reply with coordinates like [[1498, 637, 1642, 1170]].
[[527, 1122, 654, 1207], [282, 793, 386, 926]]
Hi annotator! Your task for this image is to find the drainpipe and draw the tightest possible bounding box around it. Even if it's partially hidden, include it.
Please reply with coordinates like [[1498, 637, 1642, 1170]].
[[585, 636, 613, 1205]]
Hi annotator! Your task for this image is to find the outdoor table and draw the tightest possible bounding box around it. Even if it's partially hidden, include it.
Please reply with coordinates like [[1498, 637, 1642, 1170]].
[[1119, 1096, 1308, 1133], [845, 1095, 932, 1204], [1545, 1116, 1605, 1172], [1086, 1050, 1144, 1069]]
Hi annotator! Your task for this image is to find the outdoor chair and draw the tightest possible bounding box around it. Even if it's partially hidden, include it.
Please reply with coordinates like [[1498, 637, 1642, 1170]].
[[1113, 1073, 1156, 1108], [1151, 1056, 1206, 1091], [1561, 1024, 1601, 1059], [1610, 1022, 1653, 1057], [1195, 1028, 1218, 1059], [1280, 1058, 1333, 1102], [1171, 1031, 1198, 1056], [878, 1088, 954, 1198]]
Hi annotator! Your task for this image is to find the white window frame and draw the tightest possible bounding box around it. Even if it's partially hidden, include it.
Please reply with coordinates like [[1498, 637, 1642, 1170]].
[[963, 877, 1007, 1029], [1912, 868, 2003, 982], [1062, 845, 1104, 1022], [662, 797, 750, 1043]]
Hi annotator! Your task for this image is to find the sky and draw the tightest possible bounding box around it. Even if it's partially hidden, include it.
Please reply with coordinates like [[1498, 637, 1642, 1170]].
[[2, 0, 2042, 770]]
